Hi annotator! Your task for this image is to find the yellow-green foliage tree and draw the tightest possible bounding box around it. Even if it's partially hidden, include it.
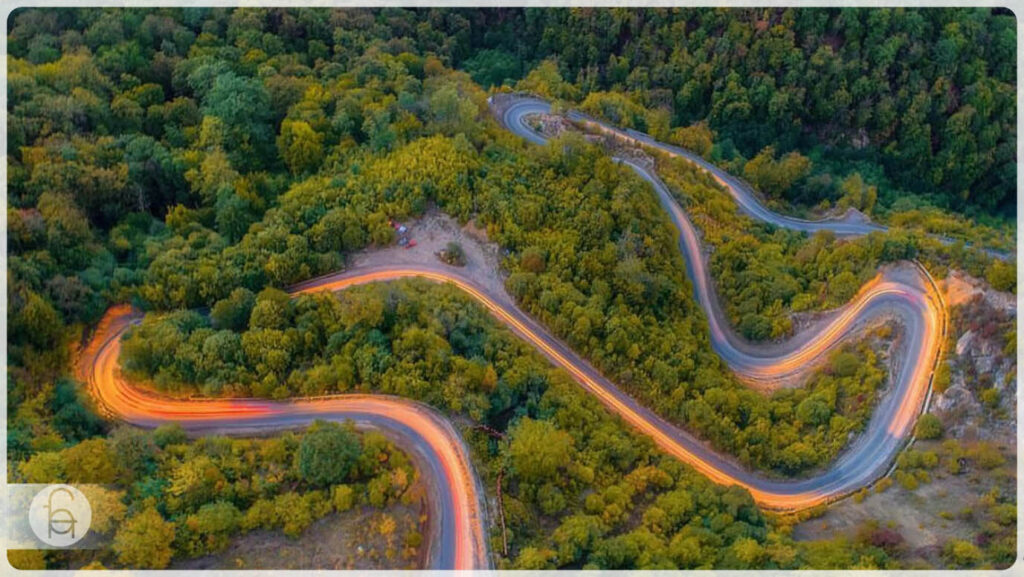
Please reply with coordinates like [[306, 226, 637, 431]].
[[743, 146, 812, 199], [277, 119, 325, 175], [112, 507, 176, 569]]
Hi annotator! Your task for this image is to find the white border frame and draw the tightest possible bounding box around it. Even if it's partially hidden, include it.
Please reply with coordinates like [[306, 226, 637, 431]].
[[1, 1, 1021, 575]]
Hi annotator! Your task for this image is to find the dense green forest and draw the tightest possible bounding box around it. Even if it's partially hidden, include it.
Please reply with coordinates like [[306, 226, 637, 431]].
[[5, 7, 1016, 570], [8, 8, 1017, 219], [476, 8, 1015, 218], [9, 6, 910, 480]]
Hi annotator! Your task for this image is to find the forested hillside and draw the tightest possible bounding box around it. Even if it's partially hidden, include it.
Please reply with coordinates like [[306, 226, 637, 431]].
[[12, 420, 425, 569], [456, 8, 1017, 216], [10, 8, 1016, 219], [10, 7, 910, 479], [5, 8, 1016, 571]]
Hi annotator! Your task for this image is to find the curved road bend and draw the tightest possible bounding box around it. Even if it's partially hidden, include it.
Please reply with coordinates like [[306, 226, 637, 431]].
[[494, 95, 944, 502], [501, 96, 884, 236], [585, 117, 885, 237], [77, 305, 489, 571]]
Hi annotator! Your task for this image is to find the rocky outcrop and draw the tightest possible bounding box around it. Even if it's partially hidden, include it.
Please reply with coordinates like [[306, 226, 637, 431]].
[[934, 275, 1016, 442]]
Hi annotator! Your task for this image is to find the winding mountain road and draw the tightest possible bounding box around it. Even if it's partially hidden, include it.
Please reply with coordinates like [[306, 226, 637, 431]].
[[502, 96, 1010, 257], [77, 94, 950, 570], [496, 92, 944, 493]]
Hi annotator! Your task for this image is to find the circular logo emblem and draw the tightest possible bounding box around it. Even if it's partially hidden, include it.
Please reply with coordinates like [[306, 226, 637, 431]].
[[28, 484, 92, 547]]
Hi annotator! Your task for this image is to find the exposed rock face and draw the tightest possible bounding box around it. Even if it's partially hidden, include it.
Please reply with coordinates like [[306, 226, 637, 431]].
[[524, 113, 573, 138], [934, 273, 1016, 442], [933, 383, 984, 433], [941, 270, 1016, 310], [955, 330, 974, 357]]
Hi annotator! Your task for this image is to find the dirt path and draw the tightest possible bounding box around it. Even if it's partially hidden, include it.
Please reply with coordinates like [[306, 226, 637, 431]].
[[346, 208, 508, 302]]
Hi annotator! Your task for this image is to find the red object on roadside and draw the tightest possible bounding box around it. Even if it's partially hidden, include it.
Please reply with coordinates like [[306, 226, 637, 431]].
[[406, 239, 417, 249]]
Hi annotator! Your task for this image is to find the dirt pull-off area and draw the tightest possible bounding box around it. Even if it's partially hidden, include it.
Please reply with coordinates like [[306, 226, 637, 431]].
[[346, 207, 508, 300]]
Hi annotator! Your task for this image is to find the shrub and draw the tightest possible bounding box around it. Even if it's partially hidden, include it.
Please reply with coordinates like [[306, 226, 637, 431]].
[[943, 539, 983, 568], [972, 442, 1006, 470], [331, 485, 356, 512], [914, 413, 943, 440], [439, 241, 466, 266], [298, 420, 363, 487]]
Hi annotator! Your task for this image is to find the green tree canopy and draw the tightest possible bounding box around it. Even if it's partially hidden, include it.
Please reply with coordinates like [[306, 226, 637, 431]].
[[297, 420, 364, 487]]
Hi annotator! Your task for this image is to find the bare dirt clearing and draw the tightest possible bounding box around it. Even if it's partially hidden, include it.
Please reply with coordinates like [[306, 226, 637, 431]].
[[173, 504, 424, 570], [791, 458, 1014, 549], [346, 207, 508, 300]]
